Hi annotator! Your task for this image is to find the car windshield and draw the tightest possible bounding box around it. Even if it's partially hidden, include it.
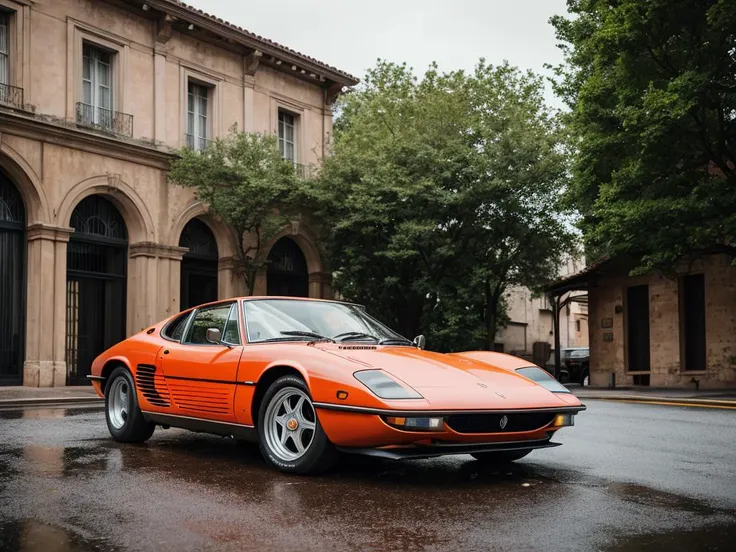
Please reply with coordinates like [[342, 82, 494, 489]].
[[243, 299, 408, 344], [569, 349, 589, 358]]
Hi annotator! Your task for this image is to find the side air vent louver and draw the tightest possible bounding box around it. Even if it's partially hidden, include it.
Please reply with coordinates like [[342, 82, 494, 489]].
[[135, 365, 171, 407]]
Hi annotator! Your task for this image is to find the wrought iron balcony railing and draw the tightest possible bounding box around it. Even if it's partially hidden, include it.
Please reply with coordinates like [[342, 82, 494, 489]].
[[185, 134, 214, 151], [0, 83, 24, 110], [76, 103, 134, 138]]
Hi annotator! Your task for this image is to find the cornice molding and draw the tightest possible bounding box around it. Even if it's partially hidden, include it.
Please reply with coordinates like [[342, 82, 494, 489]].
[[0, 109, 173, 170]]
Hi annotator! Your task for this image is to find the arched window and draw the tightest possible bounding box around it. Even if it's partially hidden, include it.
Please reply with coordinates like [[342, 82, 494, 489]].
[[267, 237, 309, 298]]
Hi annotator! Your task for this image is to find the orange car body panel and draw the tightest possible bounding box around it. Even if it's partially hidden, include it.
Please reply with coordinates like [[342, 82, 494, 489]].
[[91, 297, 584, 450]]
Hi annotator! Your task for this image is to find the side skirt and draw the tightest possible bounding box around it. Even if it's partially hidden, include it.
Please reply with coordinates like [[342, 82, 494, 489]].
[[142, 411, 259, 442]]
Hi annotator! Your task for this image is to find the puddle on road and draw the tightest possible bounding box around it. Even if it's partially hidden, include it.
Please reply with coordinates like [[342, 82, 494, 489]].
[[0, 519, 115, 552], [605, 523, 736, 551]]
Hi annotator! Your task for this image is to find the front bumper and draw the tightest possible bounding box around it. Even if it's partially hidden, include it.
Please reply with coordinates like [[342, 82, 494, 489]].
[[315, 402, 585, 448], [338, 438, 561, 460]]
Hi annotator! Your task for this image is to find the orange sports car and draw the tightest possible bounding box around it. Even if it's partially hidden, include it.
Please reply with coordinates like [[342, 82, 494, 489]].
[[89, 297, 585, 474]]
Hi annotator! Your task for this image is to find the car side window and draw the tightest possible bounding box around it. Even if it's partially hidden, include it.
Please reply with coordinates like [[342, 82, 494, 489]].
[[184, 304, 232, 345], [162, 311, 193, 342], [222, 304, 241, 345]]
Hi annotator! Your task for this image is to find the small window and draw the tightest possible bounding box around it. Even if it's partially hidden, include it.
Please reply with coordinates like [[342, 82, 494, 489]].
[[575, 320, 581, 332], [222, 304, 241, 345], [185, 303, 232, 345], [278, 110, 296, 162], [187, 82, 209, 151], [82, 43, 114, 128], [0, 12, 9, 86], [162, 311, 193, 342]]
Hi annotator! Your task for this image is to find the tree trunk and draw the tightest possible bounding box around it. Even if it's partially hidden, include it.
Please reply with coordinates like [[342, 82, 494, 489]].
[[485, 281, 499, 351]]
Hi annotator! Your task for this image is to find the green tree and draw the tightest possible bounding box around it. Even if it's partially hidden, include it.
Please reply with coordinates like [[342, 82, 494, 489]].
[[551, 0, 736, 272], [168, 129, 302, 295], [314, 61, 573, 351]]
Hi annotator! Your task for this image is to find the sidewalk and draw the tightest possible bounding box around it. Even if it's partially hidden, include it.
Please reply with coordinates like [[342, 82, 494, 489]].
[[0, 385, 102, 409], [570, 386, 736, 408]]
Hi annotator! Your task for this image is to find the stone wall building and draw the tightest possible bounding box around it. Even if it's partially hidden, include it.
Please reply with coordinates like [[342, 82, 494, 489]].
[[545, 255, 736, 389], [0, 0, 357, 387]]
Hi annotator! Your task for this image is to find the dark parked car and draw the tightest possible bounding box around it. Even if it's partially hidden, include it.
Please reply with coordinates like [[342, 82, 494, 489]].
[[545, 347, 589, 385], [565, 348, 590, 386]]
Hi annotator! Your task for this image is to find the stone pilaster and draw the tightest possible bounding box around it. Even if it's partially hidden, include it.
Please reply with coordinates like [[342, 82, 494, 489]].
[[309, 271, 332, 299], [218, 256, 246, 298], [128, 242, 187, 334], [23, 224, 73, 387]]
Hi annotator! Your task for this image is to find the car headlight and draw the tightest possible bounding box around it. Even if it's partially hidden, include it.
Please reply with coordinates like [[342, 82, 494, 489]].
[[353, 370, 423, 399], [515, 366, 570, 393]]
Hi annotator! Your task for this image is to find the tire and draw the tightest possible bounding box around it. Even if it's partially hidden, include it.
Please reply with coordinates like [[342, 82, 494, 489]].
[[105, 367, 155, 443], [471, 450, 531, 464], [257, 375, 337, 474]]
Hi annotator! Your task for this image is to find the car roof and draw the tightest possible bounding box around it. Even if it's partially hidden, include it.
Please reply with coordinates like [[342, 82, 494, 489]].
[[194, 296, 366, 309]]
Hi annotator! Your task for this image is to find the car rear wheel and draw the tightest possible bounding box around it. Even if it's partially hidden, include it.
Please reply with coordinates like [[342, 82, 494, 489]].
[[105, 367, 155, 443], [471, 450, 531, 464], [258, 375, 337, 474]]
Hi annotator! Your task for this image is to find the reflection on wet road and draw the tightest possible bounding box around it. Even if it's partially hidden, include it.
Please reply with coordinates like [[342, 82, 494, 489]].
[[0, 402, 734, 551]]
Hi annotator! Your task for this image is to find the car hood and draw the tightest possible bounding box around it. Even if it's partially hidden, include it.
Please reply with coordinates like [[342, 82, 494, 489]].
[[321, 346, 574, 410]]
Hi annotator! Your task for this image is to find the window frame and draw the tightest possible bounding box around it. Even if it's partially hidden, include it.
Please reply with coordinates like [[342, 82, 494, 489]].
[[221, 303, 242, 346], [278, 109, 297, 162], [161, 310, 194, 343], [187, 80, 211, 151], [182, 301, 236, 347], [180, 67, 222, 149], [0, 11, 9, 86], [82, 41, 114, 126], [0, 0, 29, 96], [66, 20, 129, 122]]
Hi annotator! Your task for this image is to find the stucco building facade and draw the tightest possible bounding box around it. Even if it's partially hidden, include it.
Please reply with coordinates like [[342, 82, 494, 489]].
[[0, 0, 357, 387]]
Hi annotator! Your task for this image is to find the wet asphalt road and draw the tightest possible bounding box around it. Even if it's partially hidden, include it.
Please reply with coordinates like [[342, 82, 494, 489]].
[[1, 401, 735, 552]]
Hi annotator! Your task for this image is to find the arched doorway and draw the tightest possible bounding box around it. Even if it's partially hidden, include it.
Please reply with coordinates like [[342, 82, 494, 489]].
[[267, 237, 309, 297], [179, 218, 218, 310], [0, 171, 25, 385], [65, 195, 128, 385]]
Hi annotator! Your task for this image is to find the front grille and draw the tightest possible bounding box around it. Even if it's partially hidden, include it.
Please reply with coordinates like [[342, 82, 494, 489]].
[[446, 412, 556, 434], [135, 365, 171, 407]]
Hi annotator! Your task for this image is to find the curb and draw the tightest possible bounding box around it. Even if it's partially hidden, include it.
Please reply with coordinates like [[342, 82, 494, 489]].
[[575, 394, 736, 408], [0, 397, 104, 409]]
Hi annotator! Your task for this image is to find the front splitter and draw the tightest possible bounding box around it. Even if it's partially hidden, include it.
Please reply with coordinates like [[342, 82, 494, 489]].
[[337, 439, 561, 460]]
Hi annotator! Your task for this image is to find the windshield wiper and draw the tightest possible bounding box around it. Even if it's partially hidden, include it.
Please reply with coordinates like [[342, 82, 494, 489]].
[[280, 331, 336, 343], [333, 332, 379, 342], [378, 338, 415, 346]]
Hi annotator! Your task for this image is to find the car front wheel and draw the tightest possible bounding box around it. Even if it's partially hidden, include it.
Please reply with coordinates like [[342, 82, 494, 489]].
[[258, 375, 337, 474], [105, 367, 155, 443]]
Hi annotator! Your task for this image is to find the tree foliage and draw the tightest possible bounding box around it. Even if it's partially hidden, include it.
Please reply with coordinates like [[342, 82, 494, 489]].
[[314, 61, 573, 351], [551, 0, 736, 272], [168, 129, 302, 294]]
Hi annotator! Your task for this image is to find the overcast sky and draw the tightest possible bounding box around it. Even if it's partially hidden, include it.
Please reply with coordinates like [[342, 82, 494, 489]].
[[185, 0, 570, 107]]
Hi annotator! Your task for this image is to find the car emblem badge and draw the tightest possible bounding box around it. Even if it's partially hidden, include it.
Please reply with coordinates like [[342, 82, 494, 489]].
[[286, 418, 298, 431], [499, 415, 508, 430], [495, 391, 506, 399]]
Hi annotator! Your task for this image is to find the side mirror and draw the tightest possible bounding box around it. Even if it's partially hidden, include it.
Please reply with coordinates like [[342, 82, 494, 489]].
[[413, 335, 426, 350], [205, 328, 222, 345]]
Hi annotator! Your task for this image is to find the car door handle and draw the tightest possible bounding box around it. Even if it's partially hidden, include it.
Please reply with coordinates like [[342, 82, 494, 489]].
[[163, 349, 169, 355]]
